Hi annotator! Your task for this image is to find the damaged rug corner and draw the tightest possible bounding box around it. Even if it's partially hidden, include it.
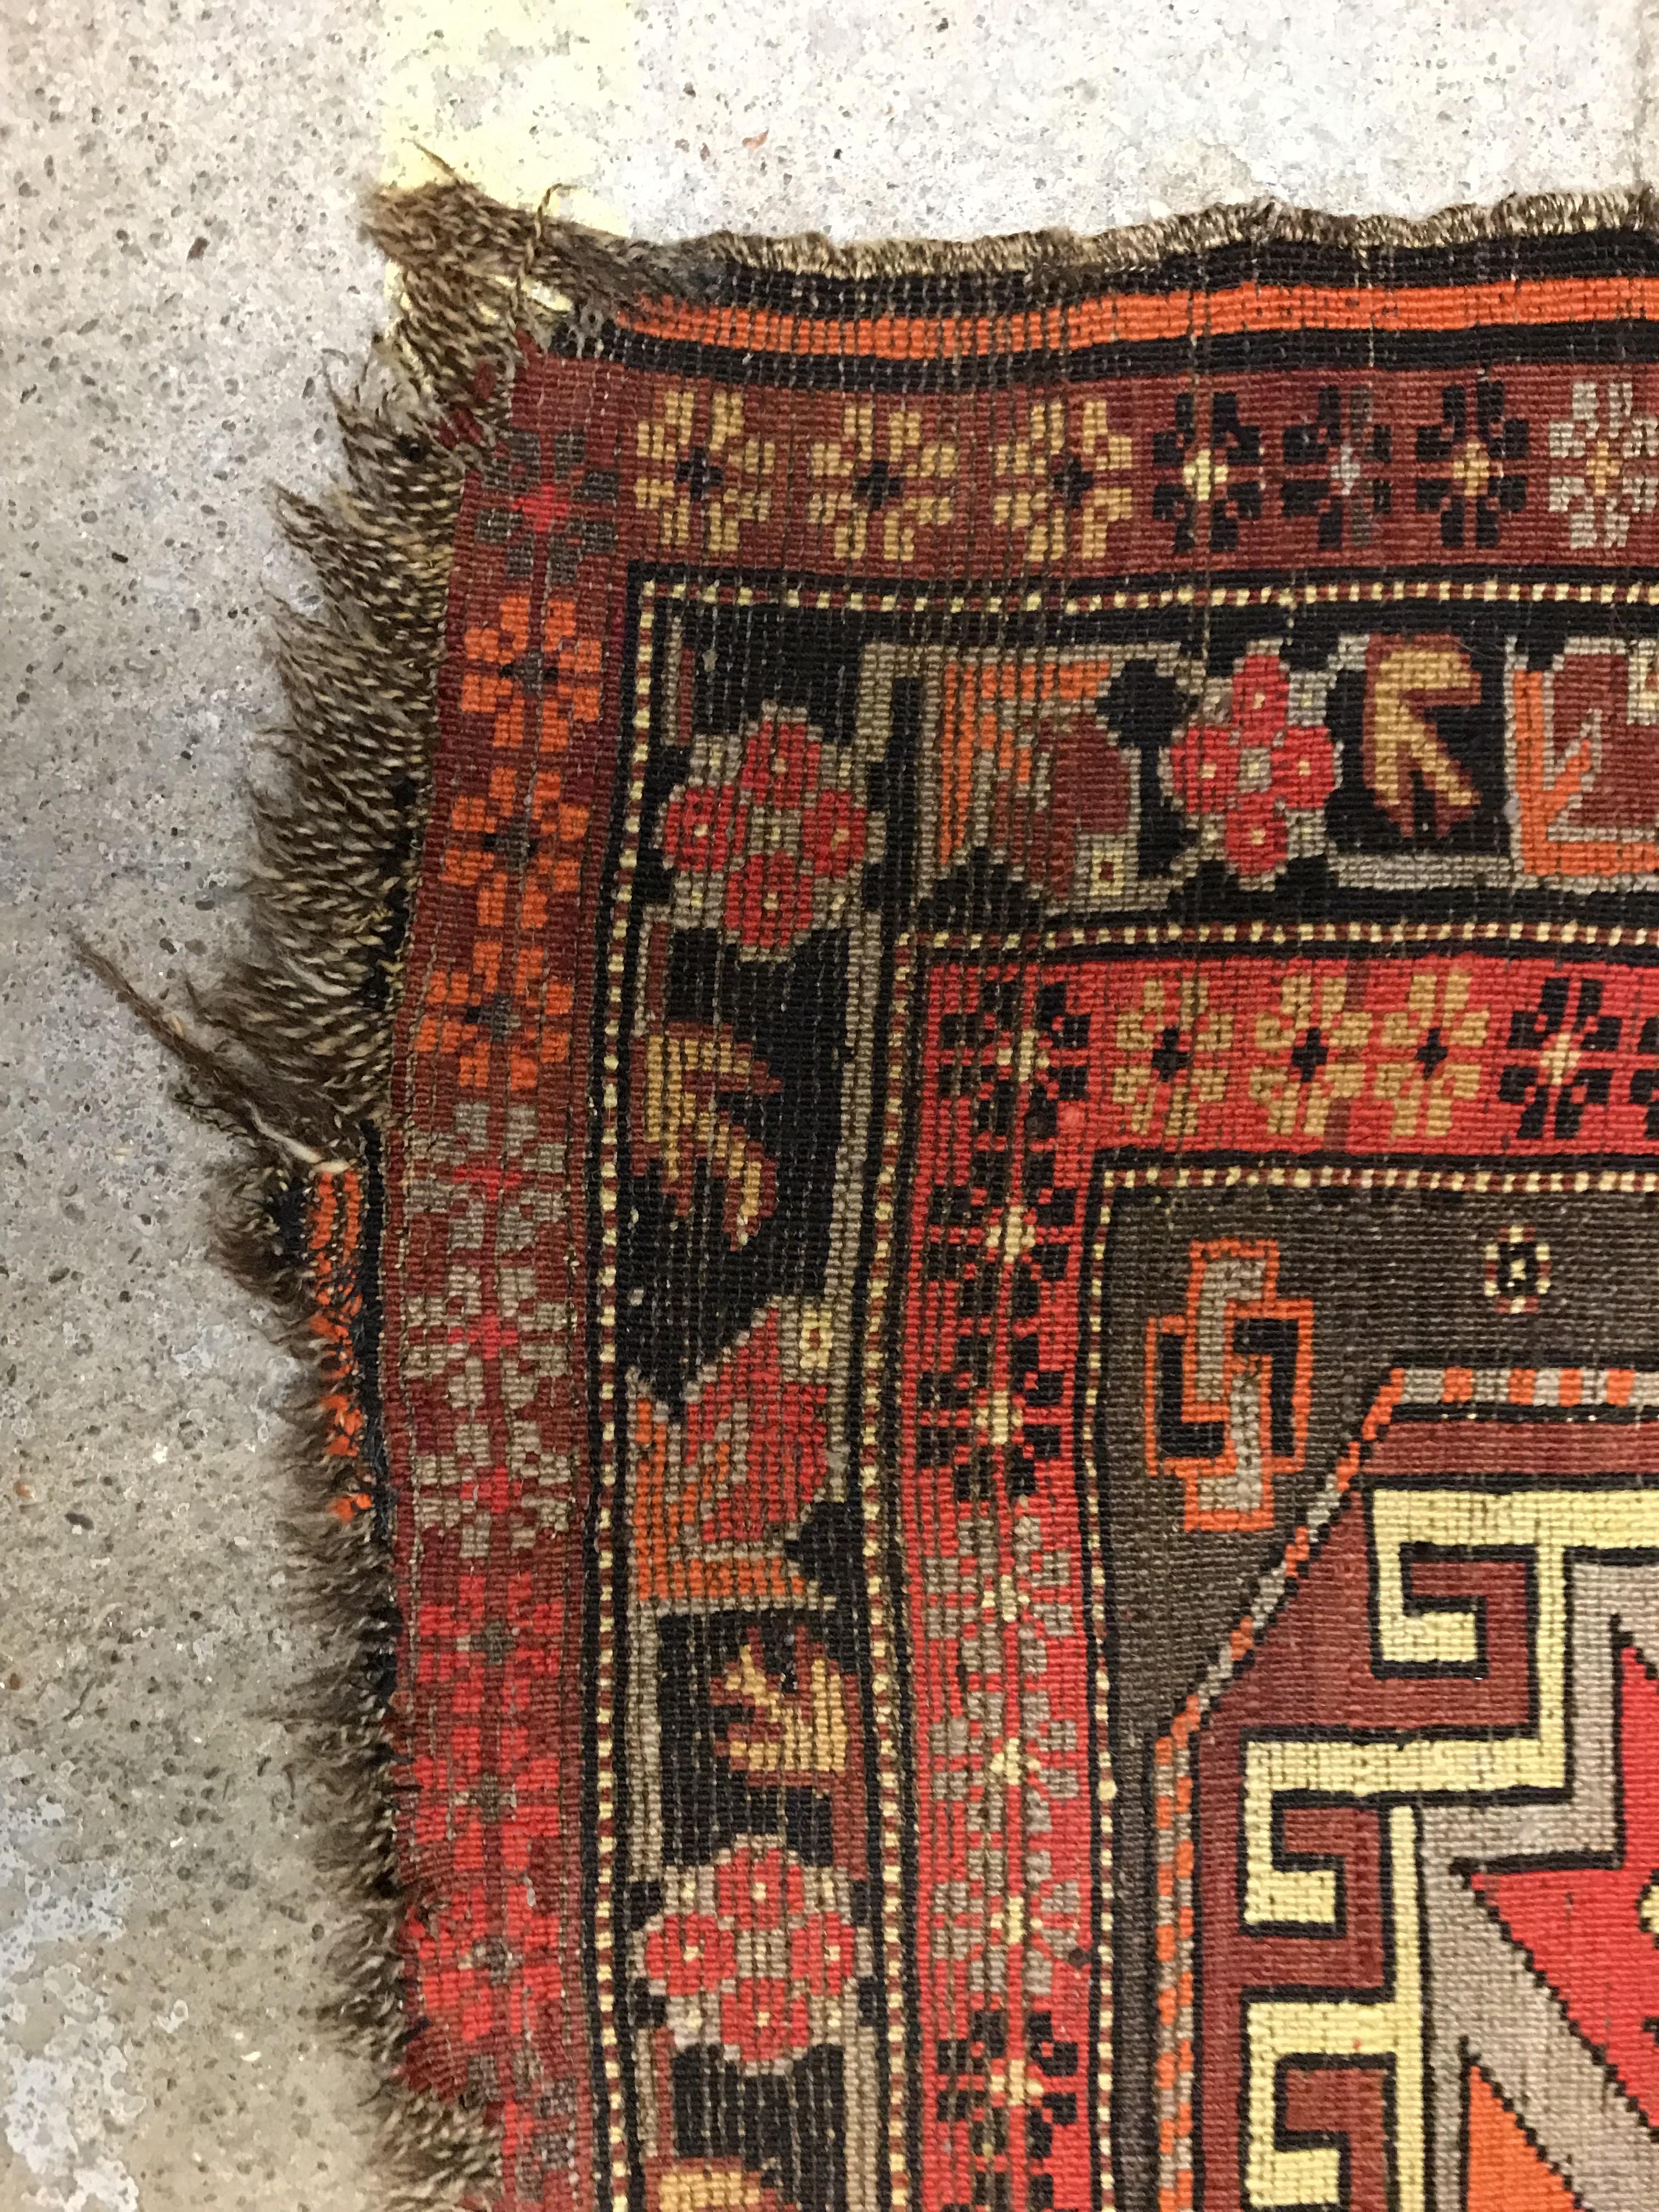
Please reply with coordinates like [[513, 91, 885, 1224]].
[[223, 180, 1659, 2211]]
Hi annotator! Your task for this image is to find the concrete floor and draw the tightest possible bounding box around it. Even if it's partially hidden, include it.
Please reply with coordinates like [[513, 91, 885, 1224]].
[[3, 1, 1657, 2204]]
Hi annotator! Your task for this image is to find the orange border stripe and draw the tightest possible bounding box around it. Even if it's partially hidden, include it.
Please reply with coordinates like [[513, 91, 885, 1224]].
[[617, 276, 1659, 362]]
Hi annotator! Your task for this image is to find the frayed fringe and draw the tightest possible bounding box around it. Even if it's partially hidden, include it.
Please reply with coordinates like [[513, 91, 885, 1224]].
[[207, 201, 540, 2197], [215, 1188, 504, 2212], [366, 174, 1659, 320], [93, 171, 1659, 2211], [80, 178, 538, 2209]]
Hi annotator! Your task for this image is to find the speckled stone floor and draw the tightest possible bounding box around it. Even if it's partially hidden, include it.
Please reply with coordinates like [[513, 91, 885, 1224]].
[[3, 3, 1655, 2204]]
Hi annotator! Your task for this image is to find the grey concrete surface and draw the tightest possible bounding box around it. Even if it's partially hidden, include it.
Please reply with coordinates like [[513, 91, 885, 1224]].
[[2, 1, 1655, 2204]]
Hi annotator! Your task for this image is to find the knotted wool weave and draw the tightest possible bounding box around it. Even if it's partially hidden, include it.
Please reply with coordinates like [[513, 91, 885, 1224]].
[[178, 184, 1659, 2212]]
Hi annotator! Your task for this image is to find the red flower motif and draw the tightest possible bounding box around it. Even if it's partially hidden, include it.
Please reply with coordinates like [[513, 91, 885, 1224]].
[[640, 1841, 862, 2071], [1234, 653, 1292, 742], [659, 710, 870, 955], [787, 1904, 859, 1997], [1223, 791, 1289, 879], [721, 1979, 811, 2066], [1277, 719, 1337, 806], [714, 1845, 802, 1932], [799, 786, 867, 875], [722, 848, 818, 952], [1168, 719, 1243, 820], [644, 1911, 738, 1998], [661, 783, 744, 876], [737, 713, 816, 808], [1167, 651, 1335, 887]]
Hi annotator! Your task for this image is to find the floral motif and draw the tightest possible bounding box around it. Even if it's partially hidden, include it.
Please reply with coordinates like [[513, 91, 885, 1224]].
[[500, 423, 618, 583], [1499, 976, 1622, 1139], [457, 592, 603, 753], [992, 398, 1132, 562], [635, 388, 775, 556], [660, 709, 871, 954], [1249, 970, 1372, 1139], [641, 1843, 863, 2067], [1166, 652, 1335, 886], [806, 404, 956, 563], [1152, 391, 1262, 552], [1372, 971, 1491, 1138], [411, 937, 572, 1093], [1548, 379, 1659, 549], [1281, 386, 1392, 549], [1415, 378, 1528, 548], [1110, 974, 1233, 1139], [441, 761, 590, 930]]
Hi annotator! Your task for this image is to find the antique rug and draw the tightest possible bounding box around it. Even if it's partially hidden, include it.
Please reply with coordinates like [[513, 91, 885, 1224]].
[[195, 183, 1659, 2210]]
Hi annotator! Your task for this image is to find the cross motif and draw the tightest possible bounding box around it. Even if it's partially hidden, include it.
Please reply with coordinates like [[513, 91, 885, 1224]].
[[674, 444, 726, 501], [1413, 1025, 1450, 1077], [1149, 1025, 1191, 1083], [1051, 451, 1096, 510], [854, 458, 905, 510], [1288, 1027, 1330, 1085]]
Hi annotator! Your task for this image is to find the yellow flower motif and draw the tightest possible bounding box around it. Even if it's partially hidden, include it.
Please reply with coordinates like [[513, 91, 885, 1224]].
[[993, 397, 1133, 562], [1111, 974, 1232, 1140], [1250, 970, 1372, 1139], [634, 388, 774, 555], [806, 404, 956, 563], [1372, 970, 1489, 1138]]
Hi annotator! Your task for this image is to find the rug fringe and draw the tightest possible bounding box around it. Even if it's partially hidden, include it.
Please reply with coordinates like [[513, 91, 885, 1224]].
[[365, 173, 1659, 320], [213, 232, 524, 2204], [82, 183, 538, 2207]]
